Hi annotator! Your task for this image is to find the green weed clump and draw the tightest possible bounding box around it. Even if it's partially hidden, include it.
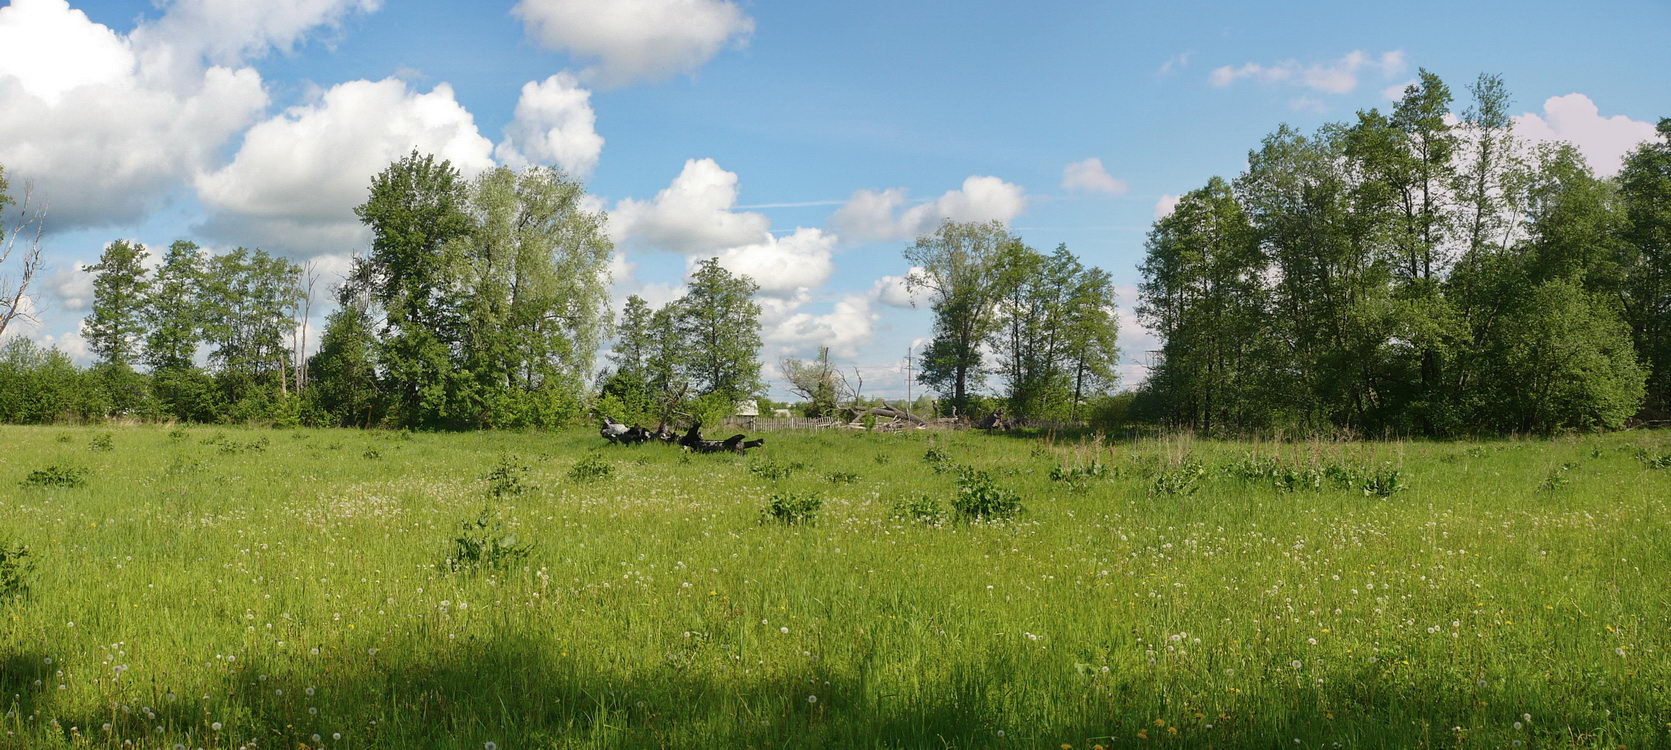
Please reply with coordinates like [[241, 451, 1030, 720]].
[[1360, 465, 1408, 497], [486, 456, 533, 497], [442, 507, 532, 573], [1151, 459, 1205, 496], [889, 494, 944, 525], [567, 454, 613, 483], [953, 468, 1022, 520], [761, 492, 822, 525], [88, 432, 114, 452], [19, 465, 87, 489], [0, 541, 32, 600], [825, 470, 860, 485], [749, 459, 801, 480]]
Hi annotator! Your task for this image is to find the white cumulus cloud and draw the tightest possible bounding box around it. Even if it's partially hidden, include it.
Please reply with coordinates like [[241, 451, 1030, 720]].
[[870, 268, 920, 309], [830, 176, 1028, 243], [494, 72, 604, 177], [0, 0, 269, 228], [1513, 93, 1661, 178], [1153, 194, 1180, 221], [702, 228, 836, 298], [194, 78, 495, 255], [1210, 50, 1404, 95], [513, 0, 754, 87], [765, 294, 879, 360], [609, 158, 770, 254], [1062, 158, 1128, 195]]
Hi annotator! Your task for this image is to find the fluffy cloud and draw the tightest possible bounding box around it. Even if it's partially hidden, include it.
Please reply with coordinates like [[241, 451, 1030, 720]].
[[494, 72, 604, 177], [513, 0, 754, 87], [47, 261, 94, 311], [610, 158, 770, 253], [129, 0, 379, 85], [0, 0, 268, 228], [703, 228, 836, 298], [1513, 93, 1661, 178], [870, 268, 920, 309], [194, 78, 495, 255], [830, 176, 1028, 243], [1210, 50, 1404, 95], [1153, 194, 1180, 221], [765, 294, 879, 360], [1061, 158, 1128, 195]]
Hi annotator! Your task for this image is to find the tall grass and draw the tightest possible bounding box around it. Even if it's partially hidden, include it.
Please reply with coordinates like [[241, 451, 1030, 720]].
[[1, 425, 1667, 748]]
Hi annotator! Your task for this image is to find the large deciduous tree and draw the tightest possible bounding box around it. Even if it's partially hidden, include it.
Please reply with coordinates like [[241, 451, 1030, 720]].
[[905, 219, 1022, 413], [678, 258, 761, 404]]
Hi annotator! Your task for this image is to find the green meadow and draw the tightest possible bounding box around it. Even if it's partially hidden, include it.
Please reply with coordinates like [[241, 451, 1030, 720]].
[[1, 425, 1669, 749]]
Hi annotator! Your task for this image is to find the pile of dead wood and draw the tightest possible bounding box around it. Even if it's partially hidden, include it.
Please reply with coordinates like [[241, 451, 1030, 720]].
[[599, 415, 767, 454], [838, 403, 928, 431]]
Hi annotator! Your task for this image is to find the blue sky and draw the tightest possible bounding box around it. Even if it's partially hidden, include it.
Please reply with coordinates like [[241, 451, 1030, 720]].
[[3, 0, 1667, 398]]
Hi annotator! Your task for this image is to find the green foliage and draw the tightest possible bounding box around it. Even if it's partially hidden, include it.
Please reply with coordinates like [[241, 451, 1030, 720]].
[[567, 454, 613, 483], [825, 470, 859, 485], [84, 239, 151, 370], [679, 259, 763, 403], [87, 432, 113, 452], [749, 459, 801, 480], [1150, 459, 1205, 496], [443, 506, 532, 573], [1540, 462, 1577, 491], [952, 468, 1022, 521], [485, 456, 533, 498], [1635, 449, 1671, 470], [907, 220, 1019, 411], [760, 492, 822, 525], [0, 540, 32, 600], [19, 464, 87, 489], [1134, 72, 1655, 436], [889, 494, 944, 525], [1360, 465, 1409, 498]]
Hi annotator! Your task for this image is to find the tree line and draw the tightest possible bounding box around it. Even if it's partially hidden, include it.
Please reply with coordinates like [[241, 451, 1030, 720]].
[[1134, 71, 1670, 435]]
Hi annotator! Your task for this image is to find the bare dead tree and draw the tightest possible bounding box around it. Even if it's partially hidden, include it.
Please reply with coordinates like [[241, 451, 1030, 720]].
[[294, 260, 319, 393], [0, 184, 46, 341]]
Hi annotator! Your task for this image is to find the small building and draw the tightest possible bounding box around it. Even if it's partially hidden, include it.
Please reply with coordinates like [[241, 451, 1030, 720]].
[[734, 399, 760, 418]]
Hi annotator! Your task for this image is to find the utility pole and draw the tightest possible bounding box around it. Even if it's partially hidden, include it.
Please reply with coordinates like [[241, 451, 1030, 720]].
[[904, 345, 913, 408]]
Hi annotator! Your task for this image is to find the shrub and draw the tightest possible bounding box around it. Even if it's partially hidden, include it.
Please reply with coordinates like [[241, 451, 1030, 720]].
[[889, 495, 945, 525], [953, 469, 1023, 521], [1361, 465, 1408, 497], [749, 459, 801, 480], [568, 454, 613, 483], [761, 492, 822, 525], [1150, 459, 1205, 496], [164, 455, 206, 479], [88, 433, 114, 452], [0, 541, 32, 600], [1540, 462, 1577, 491], [1636, 449, 1671, 470], [485, 456, 534, 497], [1049, 460, 1109, 490], [20, 465, 87, 489], [442, 507, 532, 573]]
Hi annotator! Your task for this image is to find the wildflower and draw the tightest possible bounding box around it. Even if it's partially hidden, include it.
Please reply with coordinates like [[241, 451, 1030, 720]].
[[807, 695, 818, 704], [1290, 660, 1302, 669], [485, 743, 498, 750], [780, 627, 789, 634], [212, 722, 222, 731]]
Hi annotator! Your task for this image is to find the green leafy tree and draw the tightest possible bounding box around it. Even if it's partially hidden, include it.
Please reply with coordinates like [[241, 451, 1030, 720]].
[[84, 239, 150, 369], [453, 166, 613, 427], [781, 346, 845, 418], [308, 285, 384, 427], [905, 220, 1022, 413], [678, 258, 762, 404], [1617, 118, 1671, 415], [143, 240, 205, 372], [200, 248, 302, 404], [354, 150, 474, 428], [1139, 177, 1267, 432]]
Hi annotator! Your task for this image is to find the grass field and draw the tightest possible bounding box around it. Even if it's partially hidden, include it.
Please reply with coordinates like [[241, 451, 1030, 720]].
[[1, 425, 1669, 749]]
